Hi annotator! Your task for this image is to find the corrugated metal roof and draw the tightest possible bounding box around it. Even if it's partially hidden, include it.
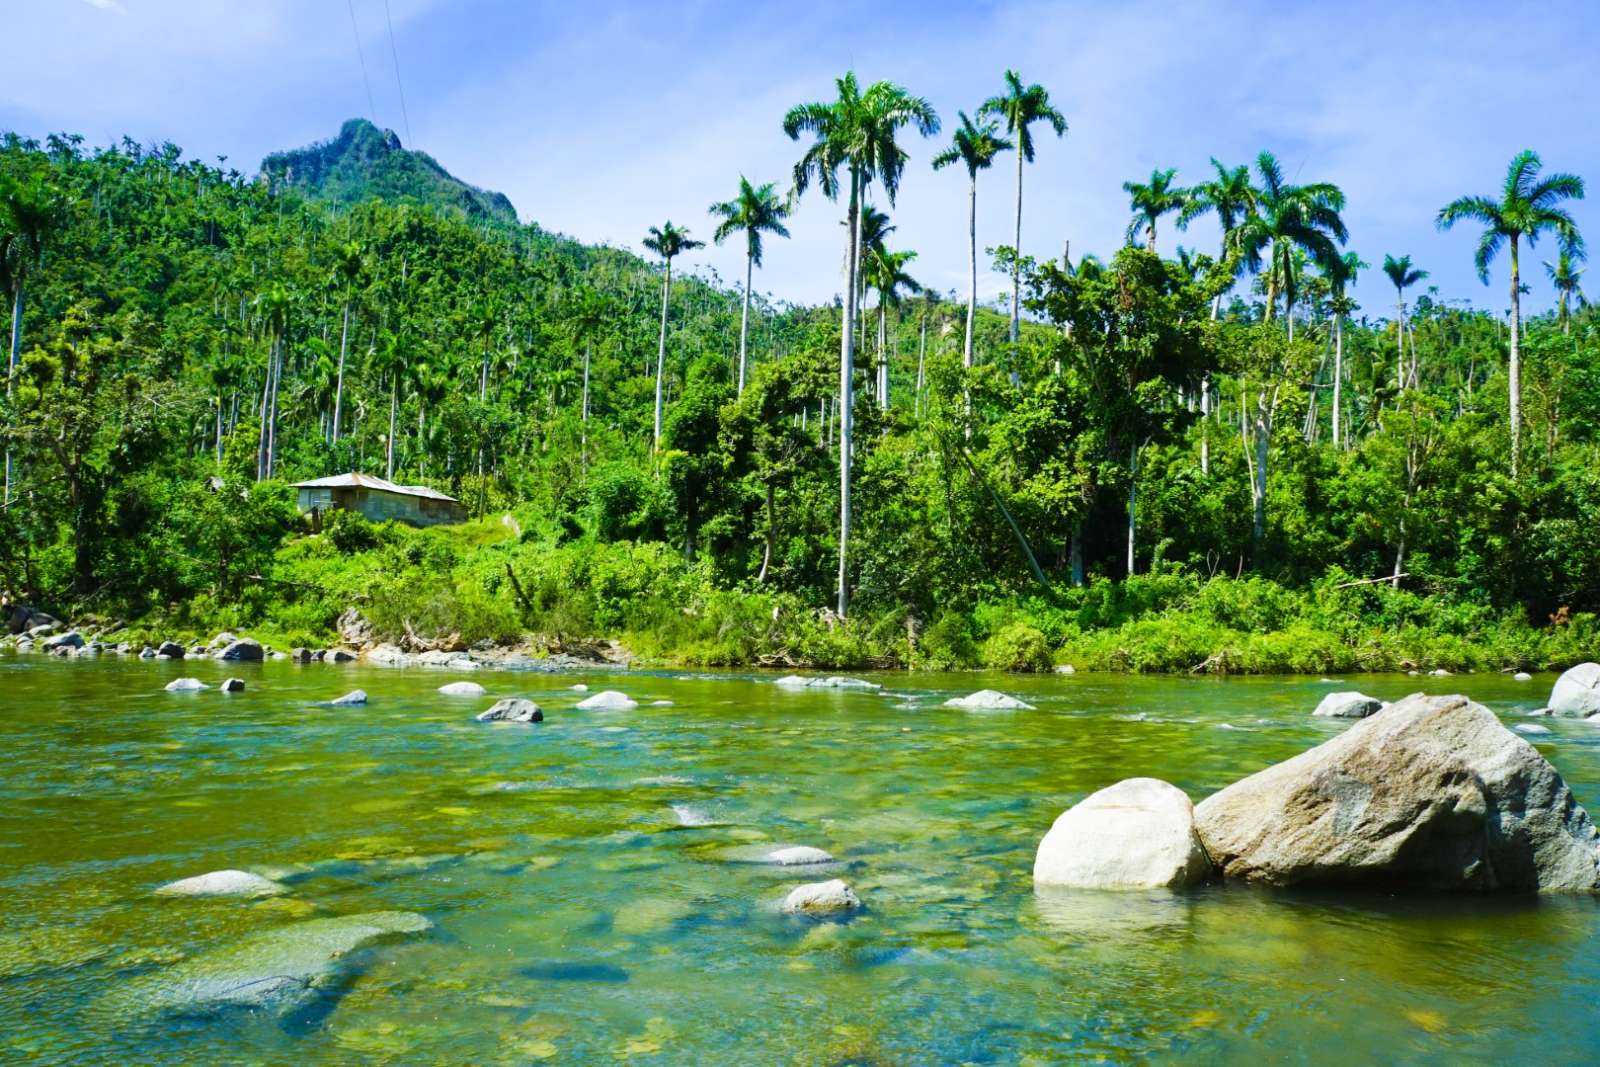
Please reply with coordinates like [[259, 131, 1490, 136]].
[[290, 472, 459, 503]]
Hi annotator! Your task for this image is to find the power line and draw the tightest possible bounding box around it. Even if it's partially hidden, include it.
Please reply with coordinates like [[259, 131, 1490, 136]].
[[383, 0, 414, 146], [346, 0, 379, 125]]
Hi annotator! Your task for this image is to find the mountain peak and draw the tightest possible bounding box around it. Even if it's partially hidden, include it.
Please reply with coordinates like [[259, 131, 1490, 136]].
[[260, 118, 517, 225]]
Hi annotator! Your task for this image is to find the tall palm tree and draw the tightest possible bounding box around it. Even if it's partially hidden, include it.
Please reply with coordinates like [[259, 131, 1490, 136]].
[[785, 71, 939, 617], [709, 177, 791, 394], [1122, 168, 1188, 252], [1438, 149, 1585, 475], [932, 111, 1012, 372], [1328, 251, 1366, 448], [1381, 254, 1428, 390], [863, 245, 920, 409], [1545, 250, 1586, 334], [1233, 151, 1347, 325], [253, 285, 293, 481], [0, 173, 67, 505], [642, 221, 703, 450], [979, 71, 1066, 349], [1178, 158, 1257, 319], [330, 241, 365, 443]]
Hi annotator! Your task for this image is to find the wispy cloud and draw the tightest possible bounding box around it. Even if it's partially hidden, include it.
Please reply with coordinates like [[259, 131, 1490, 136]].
[[82, 0, 127, 14]]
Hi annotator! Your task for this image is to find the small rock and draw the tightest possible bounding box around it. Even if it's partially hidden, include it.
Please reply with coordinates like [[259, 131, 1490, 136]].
[[165, 678, 208, 692], [220, 678, 245, 693], [1312, 691, 1383, 719], [1430, 668, 1452, 677], [214, 638, 264, 662], [572, 683, 589, 692], [577, 690, 637, 710], [156, 640, 186, 659], [439, 681, 487, 696], [327, 649, 356, 663], [476, 698, 543, 723], [330, 689, 367, 706], [945, 689, 1035, 710], [775, 675, 880, 690], [1550, 663, 1600, 717], [780, 878, 861, 915], [766, 846, 835, 866], [155, 869, 285, 898], [1516, 723, 1553, 735], [42, 630, 84, 651], [1034, 777, 1213, 889], [650, 699, 674, 706], [310, 649, 326, 663], [138, 646, 156, 659], [1514, 672, 1533, 682], [1054, 664, 1076, 675], [290, 647, 312, 663]]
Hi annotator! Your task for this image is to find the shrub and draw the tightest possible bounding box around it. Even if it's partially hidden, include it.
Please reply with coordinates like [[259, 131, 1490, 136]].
[[982, 622, 1052, 672]]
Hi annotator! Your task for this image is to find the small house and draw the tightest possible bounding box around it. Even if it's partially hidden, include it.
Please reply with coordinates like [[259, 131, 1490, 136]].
[[292, 473, 466, 528]]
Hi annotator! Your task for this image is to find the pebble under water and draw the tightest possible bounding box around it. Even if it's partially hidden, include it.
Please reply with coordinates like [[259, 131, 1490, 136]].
[[2, 654, 1599, 1064]]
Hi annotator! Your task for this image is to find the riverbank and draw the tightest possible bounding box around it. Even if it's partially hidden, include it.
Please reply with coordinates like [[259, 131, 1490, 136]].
[[9, 512, 1598, 675]]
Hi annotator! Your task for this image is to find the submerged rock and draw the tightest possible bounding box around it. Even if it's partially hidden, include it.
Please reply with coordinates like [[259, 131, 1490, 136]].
[[439, 681, 487, 696], [576, 690, 637, 710], [775, 674, 881, 690], [165, 677, 208, 692], [476, 698, 543, 723], [155, 869, 284, 899], [1516, 723, 1553, 736], [780, 878, 861, 915], [1194, 693, 1600, 891], [1312, 691, 1383, 719], [101, 911, 431, 1021], [765, 846, 835, 866], [945, 689, 1035, 710], [1033, 777, 1212, 889], [220, 678, 245, 693], [330, 689, 368, 706], [1514, 672, 1534, 682], [214, 637, 263, 662], [1550, 663, 1600, 718]]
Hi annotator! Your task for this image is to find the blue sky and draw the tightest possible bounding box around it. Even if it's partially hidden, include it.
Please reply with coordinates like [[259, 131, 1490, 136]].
[[6, 0, 1597, 319]]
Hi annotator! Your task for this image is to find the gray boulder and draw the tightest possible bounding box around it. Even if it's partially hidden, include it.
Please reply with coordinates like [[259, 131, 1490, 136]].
[[220, 678, 245, 693], [765, 846, 835, 866], [1194, 693, 1600, 891], [27, 622, 57, 639], [1550, 663, 1600, 718], [945, 689, 1034, 710], [476, 698, 543, 723], [214, 638, 263, 662], [327, 649, 356, 663], [576, 690, 637, 710], [1312, 691, 1383, 719], [99, 911, 430, 1021], [42, 630, 84, 651], [1034, 777, 1213, 889], [289, 647, 313, 663], [780, 879, 861, 915], [165, 678, 209, 692], [156, 640, 186, 659], [155, 869, 283, 898], [330, 689, 368, 706], [138, 646, 156, 659], [207, 632, 238, 650], [439, 680, 487, 696]]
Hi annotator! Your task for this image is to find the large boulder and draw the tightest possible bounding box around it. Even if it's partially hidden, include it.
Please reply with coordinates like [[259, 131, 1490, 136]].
[[165, 678, 209, 692], [1550, 663, 1600, 718], [155, 869, 283, 898], [337, 607, 375, 648], [439, 681, 487, 697], [214, 637, 263, 662], [577, 690, 637, 710], [42, 630, 84, 651], [780, 879, 861, 915], [946, 689, 1034, 710], [1312, 691, 1383, 719], [156, 640, 186, 659], [1194, 693, 1600, 891], [1033, 778, 1212, 889], [476, 698, 543, 723]]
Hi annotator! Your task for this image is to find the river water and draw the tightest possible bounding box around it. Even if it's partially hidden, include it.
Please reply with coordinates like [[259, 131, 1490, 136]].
[[1, 654, 1597, 1064]]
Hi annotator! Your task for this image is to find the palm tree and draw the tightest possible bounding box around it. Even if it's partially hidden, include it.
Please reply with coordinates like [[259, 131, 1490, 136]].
[[979, 71, 1066, 349], [1545, 250, 1586, 334], [863, 245, 921, 409], [253, 285, 293, 481], [1233, 151, 1347, 327], [1329, 251, 1366, 448], [1438, 150, 1585, 474], [932, 111, 1012, 372], [1122, 168, 1188, 252], [642, 221, 703, 450], [1179, 158, 1256, 319], [330, 241, 365, 443], [1381, 254, 1428, 390], [0, 173, 67, 505], [710, 178, 791, 395], [566, 285, 609, 470], [785, 71, 939, 617]]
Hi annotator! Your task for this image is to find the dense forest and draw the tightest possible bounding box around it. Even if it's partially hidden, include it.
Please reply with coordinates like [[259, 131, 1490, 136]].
[[3, 75, 1599, 673]]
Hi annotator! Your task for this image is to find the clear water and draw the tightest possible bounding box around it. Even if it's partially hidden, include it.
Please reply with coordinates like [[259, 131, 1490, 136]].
[[2, 654, 1598, 1064]]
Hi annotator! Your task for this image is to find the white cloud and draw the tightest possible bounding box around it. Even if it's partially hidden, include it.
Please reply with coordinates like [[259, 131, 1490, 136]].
[[82, 0, 127, 13]]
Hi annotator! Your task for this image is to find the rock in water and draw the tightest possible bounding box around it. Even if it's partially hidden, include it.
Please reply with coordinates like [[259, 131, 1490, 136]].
[[1550, 663, 1600, 717], [765, 846, 835, 866], [220, 678, 245, 693], [214, 637, 264, 662], [42, 630, 84, 651], [330, 689, 368, 706], [780, 879, 861, 914], [439, 681, 487, 696], [100, 911, 430, 1021], [1033, 778, 1212, 889], [1514, 672, 1534, 682], [576, 690, 637, 710], [476, 698, 543, 723], [165, 678, 208, 692], [945, 689, 1035, 710], [775, 675, 880, 690], [155, 869, 284, 898], [156, 640, 186, 659], [1194, 693, 1600, 891], [1312, 691, 1383, 719]]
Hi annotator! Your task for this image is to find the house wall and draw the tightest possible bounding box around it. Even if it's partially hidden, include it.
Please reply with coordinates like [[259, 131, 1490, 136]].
[[296, 486, 463, 527]]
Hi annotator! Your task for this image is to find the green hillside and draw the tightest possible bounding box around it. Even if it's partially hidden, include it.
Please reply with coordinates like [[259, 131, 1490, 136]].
[[259, 118, 518, 223]]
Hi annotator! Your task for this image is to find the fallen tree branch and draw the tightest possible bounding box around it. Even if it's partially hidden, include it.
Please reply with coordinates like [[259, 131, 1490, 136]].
[[1334, 573, 1407, 589]]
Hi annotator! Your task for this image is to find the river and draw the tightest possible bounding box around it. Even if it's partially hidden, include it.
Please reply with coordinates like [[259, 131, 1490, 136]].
[[1, 653, 1597, 1064]]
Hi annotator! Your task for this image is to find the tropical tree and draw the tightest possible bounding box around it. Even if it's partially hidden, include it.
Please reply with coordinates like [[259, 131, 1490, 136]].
[[330, 240, 365, 443], [1382, 253, 1428, 389], [1232, 152, 1347, 332], [862, 245, 920, 409], [979, 71, 1066, 349], [709, 177, 791, 394], [1438, 149, 1585, 474], [784, 71, 939, 617], [1122, 168, 1188, 252], [0, 172, 67, 505], [642, 221, 703, 450], [1329, 251, 1366, 448], [1178, 158, 1256, 319], [1545, 250, 1586, 334], [253, 284, 293, 481], [931, 111, 1011, 372]]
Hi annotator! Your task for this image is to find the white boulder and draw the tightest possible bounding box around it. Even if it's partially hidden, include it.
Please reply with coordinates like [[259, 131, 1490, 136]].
[[1312, 691, 1383, 719], [155, 869, 285, 899], [438, 681, 487, 697], [1550, 663, 1600, 717], [1033, 778, 1213, 889], [1514, 672, 1533, 682], [576, 690, 637, 710], [165, 677, 208, 692], [945, 689, 1035, 710], [476, 698, 543, 723], [780, 879, 861, 915], [330, 689, 367, 706], [766, 846, 835, 866]]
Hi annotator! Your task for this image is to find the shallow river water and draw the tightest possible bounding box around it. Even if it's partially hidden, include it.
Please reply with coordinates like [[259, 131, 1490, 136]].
[[2, 654, 1598, 1064]]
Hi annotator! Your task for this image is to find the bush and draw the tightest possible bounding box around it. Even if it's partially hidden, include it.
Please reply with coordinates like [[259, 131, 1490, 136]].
[[982, 621, 1052, 672]]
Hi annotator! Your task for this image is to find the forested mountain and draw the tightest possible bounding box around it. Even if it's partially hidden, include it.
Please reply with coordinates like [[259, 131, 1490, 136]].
[[2, 88, 1598, 672], [260, 118, 518, 224]]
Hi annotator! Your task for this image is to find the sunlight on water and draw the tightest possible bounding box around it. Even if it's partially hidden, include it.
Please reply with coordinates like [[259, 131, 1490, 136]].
[[2, 654, 1597, 1063]]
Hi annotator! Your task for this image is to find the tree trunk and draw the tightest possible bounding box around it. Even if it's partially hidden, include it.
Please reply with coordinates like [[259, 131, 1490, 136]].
[[653, 261, 672, 450], [333, 299, 350, 442], [1145, 221, 1157, 253], [757, 480, 775, 583], [215, 395, 223, 464], [1509, 235, 1522, 476], [386, 376, 397, 480], [1251, 394, 1269, 555], [915, 309, 928, 417], [266, 337, 281, 480], [1332, 312, 1344, 448], [877, 301, 889, 411], [581, 340, 591, 471], [5, 281, 22, 506], [1010, 146, 1022, 346], [964, 176, 978, 369], [1070, 519, 1085, 587], [1200, 373, 1211, 473], [838, 169, 861, 618], [738, 251, 752, 394], [1126, 442, 1139, 576]]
